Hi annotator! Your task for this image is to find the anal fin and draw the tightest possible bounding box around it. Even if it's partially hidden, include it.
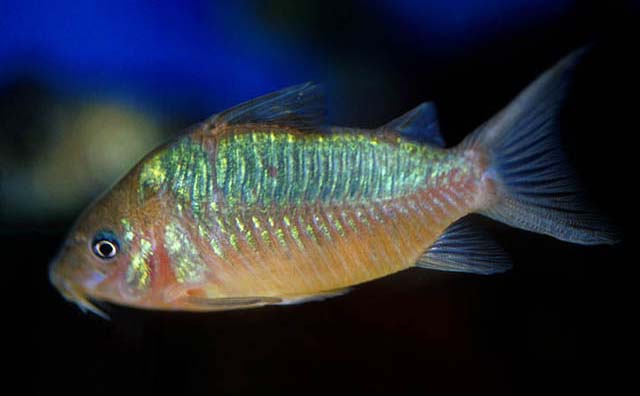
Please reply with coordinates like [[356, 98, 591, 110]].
[[417, 218, 512, 275]]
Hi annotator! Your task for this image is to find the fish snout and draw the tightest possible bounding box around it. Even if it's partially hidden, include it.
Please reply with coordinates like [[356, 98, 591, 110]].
[[49, 262, 72, 301], [49, 260, 109, 319]]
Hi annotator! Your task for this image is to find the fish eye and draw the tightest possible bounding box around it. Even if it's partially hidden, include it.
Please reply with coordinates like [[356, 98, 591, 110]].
[[92, 232, 120, 259]]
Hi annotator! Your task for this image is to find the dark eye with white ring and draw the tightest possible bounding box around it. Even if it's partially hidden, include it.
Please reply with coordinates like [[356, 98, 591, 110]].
[[92, 232, 120, 259]]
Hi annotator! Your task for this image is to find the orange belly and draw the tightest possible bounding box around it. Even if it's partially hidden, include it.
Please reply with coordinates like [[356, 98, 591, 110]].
[[192, 179, 480, 300]]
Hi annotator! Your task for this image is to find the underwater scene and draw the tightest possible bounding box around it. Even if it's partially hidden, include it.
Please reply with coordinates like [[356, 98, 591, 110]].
[[2, 1, 636, 395]]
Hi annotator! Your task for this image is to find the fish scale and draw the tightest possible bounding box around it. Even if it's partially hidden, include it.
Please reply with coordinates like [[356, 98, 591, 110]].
[[144, 128, 480, 295], [50, 52, 619, 316], [213, 129, 456, 208], [183, 127, 481, 297]]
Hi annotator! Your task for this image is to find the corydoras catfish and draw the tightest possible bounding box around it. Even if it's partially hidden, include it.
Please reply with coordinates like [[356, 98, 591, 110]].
[[49, 49, 618, 318]]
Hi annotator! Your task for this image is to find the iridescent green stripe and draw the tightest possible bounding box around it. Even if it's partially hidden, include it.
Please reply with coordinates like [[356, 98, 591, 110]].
[[164, 223, 208, 284], [327, 211, 345, 237], [283, 215, 303, 250], [313, 213, 332, 241], [213, 130, 466, 208], [138, 128, 473, 211], [121, 218, 135, 244], [126, 238, 153, 291], [138, 137, 214, 216]]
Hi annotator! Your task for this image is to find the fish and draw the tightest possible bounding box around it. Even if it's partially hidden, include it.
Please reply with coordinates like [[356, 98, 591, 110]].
[[49, 49, 618, 318]]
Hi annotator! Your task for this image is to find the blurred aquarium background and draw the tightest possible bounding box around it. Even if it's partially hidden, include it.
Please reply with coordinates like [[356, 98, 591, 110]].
[[2, 1, 636, 395]]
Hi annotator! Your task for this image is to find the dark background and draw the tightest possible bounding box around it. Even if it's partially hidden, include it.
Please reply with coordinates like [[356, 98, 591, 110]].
[[2, 1, 636, 395]]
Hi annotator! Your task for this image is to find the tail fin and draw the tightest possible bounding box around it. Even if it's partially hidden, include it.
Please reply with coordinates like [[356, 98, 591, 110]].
[[462, 49, 619, 245]]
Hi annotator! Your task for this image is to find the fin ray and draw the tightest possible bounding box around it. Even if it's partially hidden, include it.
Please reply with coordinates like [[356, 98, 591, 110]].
[[461, 48, 619, 245], [380, 102, 445, 147], [186, 296, 283, 310], [184, 289, 350, 311], [416, 218, 512, 275], [207, 82, 325, 131], [277, 288, 352, 305]]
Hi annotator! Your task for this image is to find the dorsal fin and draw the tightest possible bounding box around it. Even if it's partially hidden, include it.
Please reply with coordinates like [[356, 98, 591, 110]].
[[207, 82, 326, 131], [416, 218, 512, 275], [379, 102, 445, 147]]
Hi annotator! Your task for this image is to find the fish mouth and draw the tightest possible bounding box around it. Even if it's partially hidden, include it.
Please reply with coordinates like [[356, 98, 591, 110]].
[[49, 264, 110, 320]]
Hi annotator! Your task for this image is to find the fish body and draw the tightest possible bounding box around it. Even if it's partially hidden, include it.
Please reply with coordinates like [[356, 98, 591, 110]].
[[105, 127, 483, 309], [50, 50, 618, 317]]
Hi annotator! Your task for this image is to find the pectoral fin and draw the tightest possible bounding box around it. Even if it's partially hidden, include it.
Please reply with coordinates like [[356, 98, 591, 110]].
[[278, 288, 352, 305], [186, 296, 283, 310], [184, 288, 351, 311]]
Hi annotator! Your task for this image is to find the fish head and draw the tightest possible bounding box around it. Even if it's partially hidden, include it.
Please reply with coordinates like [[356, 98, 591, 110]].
[[49, 178, 150, 318]]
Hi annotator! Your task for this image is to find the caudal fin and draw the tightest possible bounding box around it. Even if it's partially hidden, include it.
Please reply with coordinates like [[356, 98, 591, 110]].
[[462, 49, 619, 245]]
